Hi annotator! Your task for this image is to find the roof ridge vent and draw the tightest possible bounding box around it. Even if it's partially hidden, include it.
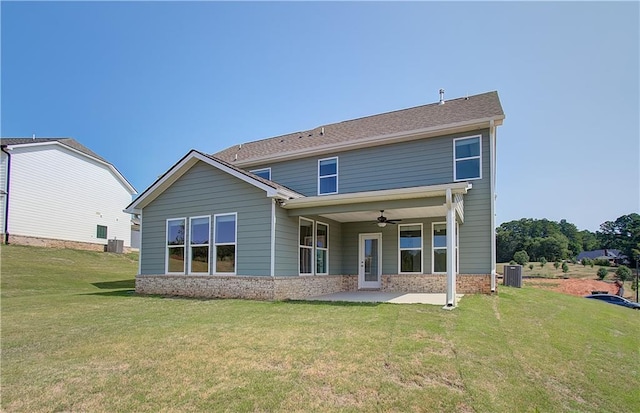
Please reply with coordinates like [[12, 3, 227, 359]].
[[439, 89, 445, 105]]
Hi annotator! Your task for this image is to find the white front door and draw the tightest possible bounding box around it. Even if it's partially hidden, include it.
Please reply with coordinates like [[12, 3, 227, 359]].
[[359, 233, 382, 289]]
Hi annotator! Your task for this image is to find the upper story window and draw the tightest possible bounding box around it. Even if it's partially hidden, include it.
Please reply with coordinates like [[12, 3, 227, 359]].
[[250, 168, 271, 180], [454, 136, 482, 181], [318, 157, 338, 195]]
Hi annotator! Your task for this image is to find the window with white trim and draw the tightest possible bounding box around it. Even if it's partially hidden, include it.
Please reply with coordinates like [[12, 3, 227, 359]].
[[215, 213, 237, 274], [432, 223, 447, 273], [316, 222, 329, 275], [167, 218, 186, 273], [189, 216, 210, 274], [318, 157, 338, 195], [454, 136, 481, 181], [299, 218, 314, 274], [250, 168, 271, 180], [399, 224, 422, 273]]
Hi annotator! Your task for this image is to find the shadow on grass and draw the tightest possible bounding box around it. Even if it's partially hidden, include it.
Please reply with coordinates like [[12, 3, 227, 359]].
[[91, 279, 135, 289]]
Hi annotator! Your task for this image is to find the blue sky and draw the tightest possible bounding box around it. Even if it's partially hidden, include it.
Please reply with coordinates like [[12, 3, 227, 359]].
[[2, 1, 638, 232]]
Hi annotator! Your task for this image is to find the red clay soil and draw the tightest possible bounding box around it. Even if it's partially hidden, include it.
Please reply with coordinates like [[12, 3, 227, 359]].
[[525, 278, 618, 297]]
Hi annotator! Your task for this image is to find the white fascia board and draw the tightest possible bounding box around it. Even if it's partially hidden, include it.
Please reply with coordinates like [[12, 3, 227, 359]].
[[234, 116, 505, 168], [282, 182, 472, 210], [7, 141, 137, 194], [124, 151, 298, 214]]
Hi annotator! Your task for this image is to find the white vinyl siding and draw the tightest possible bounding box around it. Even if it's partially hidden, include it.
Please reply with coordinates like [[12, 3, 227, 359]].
[[3, 144, 134, 246]]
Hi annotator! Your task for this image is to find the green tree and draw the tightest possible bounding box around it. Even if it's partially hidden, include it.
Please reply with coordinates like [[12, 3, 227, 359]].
[[540, 257, 547, 268], [554, 261, 560, 270], [615, 265, 632, 282], [562, 262, 569, 274], [597, 267, 608, 280], [597, 213, 640, 267], [513, 250, 529, 266], [528, 264, 534, 270]]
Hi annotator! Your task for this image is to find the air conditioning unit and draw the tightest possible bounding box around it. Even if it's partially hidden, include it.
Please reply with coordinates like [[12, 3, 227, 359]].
[[503, 265, 522, 288]]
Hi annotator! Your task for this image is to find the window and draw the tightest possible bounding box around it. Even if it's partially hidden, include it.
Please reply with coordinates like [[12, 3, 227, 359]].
[[215, 213, 236, 274], [399, 224, 422, 273], [250, 168, 271, 180], [299, 218, 314, 274], [189, 216, 210, 274], [318, 157, 338, 195], [167, 218, 186, 273], [316, 222, 329, 274], [454, 136, 481, 181], [433, 223, 447, 273], [96, 225, 107, 239]]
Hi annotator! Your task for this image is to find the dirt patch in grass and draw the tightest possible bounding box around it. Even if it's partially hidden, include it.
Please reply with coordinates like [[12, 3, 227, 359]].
[[526, 278, 616, 297]]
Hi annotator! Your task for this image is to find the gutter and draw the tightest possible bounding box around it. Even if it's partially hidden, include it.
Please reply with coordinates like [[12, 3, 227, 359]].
[[1, 145, 11, 244]]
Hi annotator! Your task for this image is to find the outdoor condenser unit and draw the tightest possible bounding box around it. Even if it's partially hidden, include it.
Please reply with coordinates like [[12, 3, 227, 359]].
[[503, 265, 523, 288]]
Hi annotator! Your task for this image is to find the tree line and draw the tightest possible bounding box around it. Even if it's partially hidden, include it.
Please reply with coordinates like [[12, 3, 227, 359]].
[[496, 213, 640, 267]]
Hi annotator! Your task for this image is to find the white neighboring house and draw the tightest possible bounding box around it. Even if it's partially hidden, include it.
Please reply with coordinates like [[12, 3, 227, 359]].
[[0, 137, 137, 250]]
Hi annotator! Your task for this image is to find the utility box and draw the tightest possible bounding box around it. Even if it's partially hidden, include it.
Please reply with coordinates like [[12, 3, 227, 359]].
[[107, 239, 124, 254], [503, 265, 523, 288]]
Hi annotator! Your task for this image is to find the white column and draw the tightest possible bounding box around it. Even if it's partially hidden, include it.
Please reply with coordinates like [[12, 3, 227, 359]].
[[445, 188, 457, 308]]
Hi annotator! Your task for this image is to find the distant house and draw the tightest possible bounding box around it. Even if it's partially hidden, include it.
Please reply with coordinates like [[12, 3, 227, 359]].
[[126, 91, 505, 307], [576, 249, 628, 266], [1, 138, 137, 251]]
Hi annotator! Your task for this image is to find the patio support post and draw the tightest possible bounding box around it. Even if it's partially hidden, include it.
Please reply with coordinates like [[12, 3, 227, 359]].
[[444, 188, 457, 308]]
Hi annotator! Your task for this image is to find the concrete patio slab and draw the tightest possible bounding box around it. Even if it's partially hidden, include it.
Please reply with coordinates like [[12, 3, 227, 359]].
[[301, 291, 464, 305]]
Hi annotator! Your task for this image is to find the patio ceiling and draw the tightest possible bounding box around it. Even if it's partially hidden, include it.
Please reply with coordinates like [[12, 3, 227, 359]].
[[318, 205, 447, 223]]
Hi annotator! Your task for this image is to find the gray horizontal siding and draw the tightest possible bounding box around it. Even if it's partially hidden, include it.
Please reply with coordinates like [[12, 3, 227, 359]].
[[250, 130, 489, 197], [141, 161, 272, 276], [275, 211, 343, 276]]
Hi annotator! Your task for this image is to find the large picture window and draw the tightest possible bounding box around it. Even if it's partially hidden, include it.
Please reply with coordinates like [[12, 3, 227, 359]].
[[399, 224, 422, 273], [318, 157, 338, 195], [167, 218, 186, 273], [299, 218, 314, 275], [215, 213, 236, 274], [316, 222, 329, 275], [189, 216, 210, 274], [432, 223, 447, 273], [454, 136, 481, 181]]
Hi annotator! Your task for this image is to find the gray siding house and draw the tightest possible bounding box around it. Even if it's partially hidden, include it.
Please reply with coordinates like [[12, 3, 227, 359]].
[[126, 91, 505, 307]]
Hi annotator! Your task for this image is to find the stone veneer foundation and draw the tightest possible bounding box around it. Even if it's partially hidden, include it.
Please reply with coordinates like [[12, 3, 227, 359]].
[[136, 273, 492, 300]]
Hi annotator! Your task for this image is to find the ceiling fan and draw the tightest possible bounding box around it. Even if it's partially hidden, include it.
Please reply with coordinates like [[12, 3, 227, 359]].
[[374, 210, 402, 227]]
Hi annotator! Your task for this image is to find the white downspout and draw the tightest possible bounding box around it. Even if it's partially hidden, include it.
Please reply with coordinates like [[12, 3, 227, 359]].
[[490, 120, 497, 292], [444, 188, 457, 309], [270, 199, 276, 277]]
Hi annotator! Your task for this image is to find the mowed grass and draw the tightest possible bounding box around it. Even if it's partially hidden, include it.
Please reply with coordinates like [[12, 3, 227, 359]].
[[2, 245, 639, 412]]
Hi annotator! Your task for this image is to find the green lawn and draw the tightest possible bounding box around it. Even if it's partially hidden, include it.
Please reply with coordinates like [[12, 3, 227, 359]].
[[2, 245, 639, 412]]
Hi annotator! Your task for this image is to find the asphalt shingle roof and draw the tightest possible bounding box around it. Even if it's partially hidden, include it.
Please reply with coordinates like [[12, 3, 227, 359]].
[[213, 91, 504, 164], [1, 137, 108, 163]]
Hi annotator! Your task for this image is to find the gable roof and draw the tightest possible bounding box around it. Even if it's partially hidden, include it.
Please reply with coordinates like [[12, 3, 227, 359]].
[[124, 150, 303, 213], [1, 137, 108, 162], [1, 137, 136, 194], [214, 91, 504, 166]]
